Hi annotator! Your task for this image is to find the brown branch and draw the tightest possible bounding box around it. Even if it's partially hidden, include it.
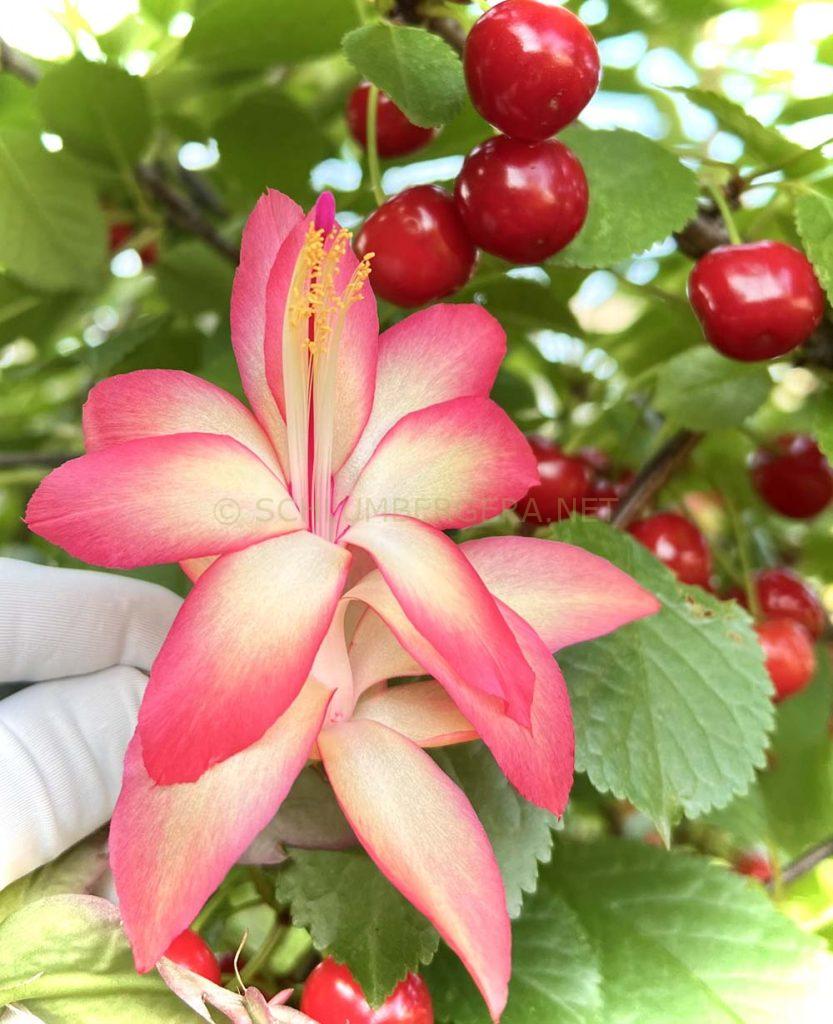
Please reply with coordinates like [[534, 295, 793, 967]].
[[611, 430, 703, 529], [136, 163, 239, 265], [391, 0, 466, 53], [769, 835, 833, 891], [0, 38, 40, 84]]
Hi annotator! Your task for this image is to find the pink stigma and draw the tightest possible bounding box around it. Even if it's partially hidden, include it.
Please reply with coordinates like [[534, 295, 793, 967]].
[[314, 192, 336, 235]]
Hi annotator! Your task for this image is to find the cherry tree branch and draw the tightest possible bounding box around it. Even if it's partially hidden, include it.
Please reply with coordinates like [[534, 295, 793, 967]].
[[135, 163, 239, 264], [610, 430, 703, 529], [0, 38, 39, 84], [769, 835, 833, 891]]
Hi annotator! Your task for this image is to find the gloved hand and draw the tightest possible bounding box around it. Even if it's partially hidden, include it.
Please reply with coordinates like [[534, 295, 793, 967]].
[[0, 558, 182, 890]]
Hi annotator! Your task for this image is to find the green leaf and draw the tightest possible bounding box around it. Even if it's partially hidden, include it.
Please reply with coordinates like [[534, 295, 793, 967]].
[[0, 130, 107, 292], [276, 849, 440, 1007], [36, 57, 152, 168], [759, 652, 833, 857], [426, 892, 601, 1024], [0, 895, 196, 1022], [185, 0, 357, 70], [155, 240, 234, 315], [342, 24, 466, 128], [653, 347, 772, 430], [0, 833, 108, 928], [546, 839, 832, 1023], [434, 743, 557, 918], [794, 190, 833, 304], [550, 518, 773, 836], [679, 88, 805, 168], [213, 92, 330, 206], [554, 126, 698, 269]]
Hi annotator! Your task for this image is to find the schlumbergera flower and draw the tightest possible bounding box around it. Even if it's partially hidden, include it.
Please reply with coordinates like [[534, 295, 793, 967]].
[[26, 189, 658, 1020]]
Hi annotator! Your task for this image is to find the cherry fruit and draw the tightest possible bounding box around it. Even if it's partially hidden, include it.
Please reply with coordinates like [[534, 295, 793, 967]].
[[301, 958, 433, 1024], [164, 929, 222, 984], [588, 470, 633, 522], [455, 136, 587, 263], [735, 853, 772, 883], [755, 617, 816, 701], [346, 83, 436, 158], [755, 568, 826, 640], [750, 434, 833, 519], [108, 221, 158, 266], [688, 241, 824, 362], [464, 0, 600, 142], [355, 186, 477, 307], [514, 437, 592, 524], [628, 512, 712, 588]]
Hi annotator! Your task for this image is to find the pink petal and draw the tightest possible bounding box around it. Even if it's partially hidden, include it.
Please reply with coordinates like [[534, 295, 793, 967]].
[[344, 516, 533, 725], [25, 434, 301, 569], [354, 681, 476, 748], [83, 370, 284, 480], [263, 214, 378, 472], [347, 572, 574, 815], [348, 604, 422, 692], [335, 304, 505, 502], [319, 719, 510, 1021], [138, 531, 350, 784], [462, 536, 660, 651], [342, 396, 538, 531], [112, 681, 330, 972], [231, 190, 303, 461]]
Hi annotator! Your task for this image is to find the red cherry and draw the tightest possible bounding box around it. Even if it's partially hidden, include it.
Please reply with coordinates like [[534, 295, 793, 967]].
[[578, 447, 611, 474], [355, 186, 477, 307], [164, 929, 222, 984], [464, 0, 600, 141], [455, 136, 587, 264], [514, 437, 592, 524], [139, 241, 159, 266], [301, 959, 433, 1024], [628, 512, 712, 588], [346, 83, 437, 158], [750, 434, 833, 519], [755, 568, 826, 640], [735, 853, 772, 883], [108, 221, 133, 252], [688, 241, 824, 362], [755, 617, 816, 701], [587, 470, 632, 522]]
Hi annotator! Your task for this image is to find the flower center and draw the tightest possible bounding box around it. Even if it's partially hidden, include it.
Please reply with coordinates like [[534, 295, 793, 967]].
[[283, 219, 373, 539]]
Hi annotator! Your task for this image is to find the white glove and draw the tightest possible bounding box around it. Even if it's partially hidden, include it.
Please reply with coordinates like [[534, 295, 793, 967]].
[[0, 558, 182, 889]]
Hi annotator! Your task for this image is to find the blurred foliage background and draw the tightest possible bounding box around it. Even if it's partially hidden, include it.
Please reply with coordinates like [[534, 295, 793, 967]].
[[0, 0, 831, 593]]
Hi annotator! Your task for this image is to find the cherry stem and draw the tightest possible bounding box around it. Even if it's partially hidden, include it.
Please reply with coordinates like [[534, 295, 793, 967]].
[[239, 912, 289, 987], [365, 85, 385, 207], [707, 183, 742, 246], [724, 494, 762, 619]]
